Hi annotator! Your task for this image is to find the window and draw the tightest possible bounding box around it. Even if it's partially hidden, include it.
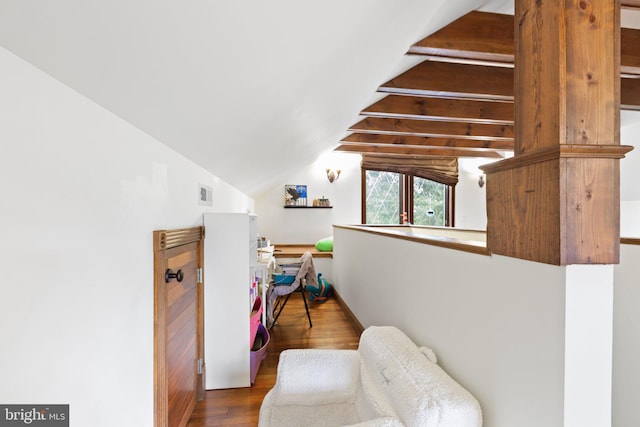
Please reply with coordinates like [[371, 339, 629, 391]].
[[364, 170, 401, 224], [412, 176, 448, 226], [362, 170, 453, 226]]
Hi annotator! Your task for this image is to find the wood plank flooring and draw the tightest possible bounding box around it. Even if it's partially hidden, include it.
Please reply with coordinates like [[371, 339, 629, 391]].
[[186, 292, 362, 427]]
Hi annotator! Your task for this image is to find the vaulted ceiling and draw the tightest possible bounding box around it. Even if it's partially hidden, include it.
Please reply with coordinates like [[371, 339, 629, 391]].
[[337, 2, 640, 163], [0, 1, 638, 196]]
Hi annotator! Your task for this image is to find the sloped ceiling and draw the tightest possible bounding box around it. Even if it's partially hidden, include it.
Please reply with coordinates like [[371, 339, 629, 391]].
[[1, 1, 637, 197], [0, 0, 514, 197]]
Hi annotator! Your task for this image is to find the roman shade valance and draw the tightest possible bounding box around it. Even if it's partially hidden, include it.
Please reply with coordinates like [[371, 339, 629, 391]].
[[361, 155, 458, 186]]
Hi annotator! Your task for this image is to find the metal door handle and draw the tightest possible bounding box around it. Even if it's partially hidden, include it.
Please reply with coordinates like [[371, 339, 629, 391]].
[[165, 269, 184, 283]]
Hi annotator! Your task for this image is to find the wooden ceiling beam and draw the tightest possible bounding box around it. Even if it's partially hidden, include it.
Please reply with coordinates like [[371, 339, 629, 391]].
[[349, 117, 514, 140], [622, 0, 640, 10], [338, 4, 640, 160], [342, 132, 514, 150], [622, 75, 640, 112], [622, 28, 640, 76], [362, 95, 513, 125], [334, 143, 503, 158], [407, 11, 514, 66], [408, 11, 640, 78], [379, 61, 514, 101], [379, 60, 640, 109]]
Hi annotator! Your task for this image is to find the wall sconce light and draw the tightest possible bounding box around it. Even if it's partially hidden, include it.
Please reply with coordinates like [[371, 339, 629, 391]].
[[478, 175, 485, 188], [326, 168, 341, 183]]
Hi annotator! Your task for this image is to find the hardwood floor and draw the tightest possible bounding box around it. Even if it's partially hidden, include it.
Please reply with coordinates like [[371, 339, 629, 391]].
[[186, 292, 362, 427]]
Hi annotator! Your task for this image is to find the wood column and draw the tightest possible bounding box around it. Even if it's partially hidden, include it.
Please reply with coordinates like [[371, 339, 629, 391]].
[[482, 0, 632, 265]]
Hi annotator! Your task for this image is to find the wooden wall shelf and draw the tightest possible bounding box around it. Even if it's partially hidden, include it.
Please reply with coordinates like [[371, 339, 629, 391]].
[[273, 244, 333, 258], [283, 206, 333, 209]]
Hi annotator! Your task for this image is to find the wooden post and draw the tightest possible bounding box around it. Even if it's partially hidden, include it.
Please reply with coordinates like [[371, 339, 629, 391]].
[[482, 0, 632, 265]]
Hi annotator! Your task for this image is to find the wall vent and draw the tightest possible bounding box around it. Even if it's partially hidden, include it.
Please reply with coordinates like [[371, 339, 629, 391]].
[[199, 184, 213, 206]]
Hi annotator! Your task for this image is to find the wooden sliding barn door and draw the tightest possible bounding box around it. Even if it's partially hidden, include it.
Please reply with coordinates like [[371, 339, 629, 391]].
[[154, 227, 205, 427]]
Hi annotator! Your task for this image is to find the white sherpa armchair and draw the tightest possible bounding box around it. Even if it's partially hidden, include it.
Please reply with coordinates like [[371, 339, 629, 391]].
[[259, 326, 482, 427]]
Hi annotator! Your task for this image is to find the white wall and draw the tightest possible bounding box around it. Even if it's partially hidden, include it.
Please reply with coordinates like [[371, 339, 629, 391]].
[[333, 227, 567, 427], [456, 158, 489, 230], [564, 265, 614, 427], [0, 47, 253, 427], [255, 152, 361, 243], [614, 116, 640, 427], [613, 243, 640, 427], [620, 111, 640, 237], [620, 111, 640, 203]]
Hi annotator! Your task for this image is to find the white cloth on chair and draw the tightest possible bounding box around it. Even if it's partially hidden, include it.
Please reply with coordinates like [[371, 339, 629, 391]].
[[267, 252, 317, 326]]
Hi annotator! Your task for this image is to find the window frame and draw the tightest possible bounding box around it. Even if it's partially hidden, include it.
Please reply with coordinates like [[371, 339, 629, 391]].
[[361, 168, 455, 227]]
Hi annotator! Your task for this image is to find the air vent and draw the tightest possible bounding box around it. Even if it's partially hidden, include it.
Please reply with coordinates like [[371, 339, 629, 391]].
[[199, 184, 213, 206]]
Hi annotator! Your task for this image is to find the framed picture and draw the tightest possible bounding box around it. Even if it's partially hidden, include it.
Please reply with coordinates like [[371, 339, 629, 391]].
[[285, 185, 307, 206]]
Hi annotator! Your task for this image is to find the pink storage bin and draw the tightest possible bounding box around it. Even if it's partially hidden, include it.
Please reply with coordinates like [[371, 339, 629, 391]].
[[250, 296, 263, 345], [250, 323, 270, 384]]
